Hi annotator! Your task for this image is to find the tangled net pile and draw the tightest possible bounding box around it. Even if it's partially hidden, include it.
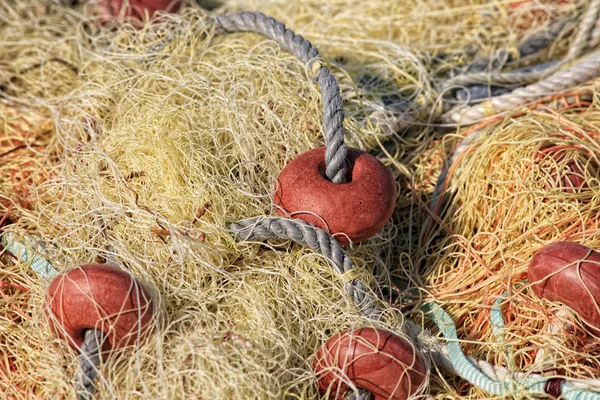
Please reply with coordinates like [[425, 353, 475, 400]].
[[1, 0, 600, 399]]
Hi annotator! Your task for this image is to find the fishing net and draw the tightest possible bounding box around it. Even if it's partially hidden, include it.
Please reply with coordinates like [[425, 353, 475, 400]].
[[1, 0, 599, 399]]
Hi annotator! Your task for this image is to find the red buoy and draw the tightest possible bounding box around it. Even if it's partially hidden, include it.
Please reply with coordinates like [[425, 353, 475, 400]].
[[274, 147, 397, 245], [98, 0, 183, 24], [313, 328, 427, 400], [528, 242, 600, 330], [46, 264, 154, 355], [538, 145, 588, 193]]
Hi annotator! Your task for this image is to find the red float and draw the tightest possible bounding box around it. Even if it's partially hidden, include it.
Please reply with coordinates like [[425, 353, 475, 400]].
[[46, 264, 154, 355], [507, 0, 571, 30], [538, 145, 588, 193], [313, 328, 427, 400], [98, 0, 183, 24], [274, 147, 397, 245], [528, 242, 600, 331]]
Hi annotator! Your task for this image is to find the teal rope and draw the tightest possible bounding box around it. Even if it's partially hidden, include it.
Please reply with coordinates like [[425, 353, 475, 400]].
[[0, 232, 58, 280], [425, 301, 600, 399], [423, 301, 546, 395], [490, 293, 513, 361]]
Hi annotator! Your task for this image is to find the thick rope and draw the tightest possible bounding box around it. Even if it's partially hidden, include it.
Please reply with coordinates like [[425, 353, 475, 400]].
[[229, 217, 399, 400], [4, 229, 600, 398], [345, 388, 373, 400], [230, 216, 379, 318], [565, 0, 600, 61], [1, 232, 107, 398], [419, 303, 600, 399], [463, 18, 573, 74], [453, 85, 512, 104], [587, 12, 600, 51], [76, 329, 105, 400], [443, 49, 600, 125], [230, 220, 600, 398], [149, 12, 348, 183], [446, 21, 571, 90]]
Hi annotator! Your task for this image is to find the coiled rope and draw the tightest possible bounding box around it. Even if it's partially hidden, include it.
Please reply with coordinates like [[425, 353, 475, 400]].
[[444, 0, 600, 124], [445, 0, 598, 91]]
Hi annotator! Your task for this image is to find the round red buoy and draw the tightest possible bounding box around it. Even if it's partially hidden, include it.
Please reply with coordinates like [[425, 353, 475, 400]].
[[528, 242, 600, 331], [313, 328, 427, 400], [46, 264, 154, 355], [98, 0, 183, 24], [538, 145, 588, 193], [274, 147, 397, 245]]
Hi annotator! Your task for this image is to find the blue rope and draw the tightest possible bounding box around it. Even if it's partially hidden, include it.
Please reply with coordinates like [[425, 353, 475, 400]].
[[0, 232, 58, 280], [490, 292, 513, 361], [423, 301, 600, 399]]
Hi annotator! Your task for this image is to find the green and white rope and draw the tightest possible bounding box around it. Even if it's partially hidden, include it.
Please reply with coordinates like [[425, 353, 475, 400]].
[[421, 302, 600, 399], [482, 293, 600, 399], [1, 231, 58, 280]]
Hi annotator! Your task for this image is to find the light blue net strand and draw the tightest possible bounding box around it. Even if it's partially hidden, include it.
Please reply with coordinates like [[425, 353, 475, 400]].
[[490, 292, 514, 361], [424, 301, 600, 399], [1, 232, 58, 280]]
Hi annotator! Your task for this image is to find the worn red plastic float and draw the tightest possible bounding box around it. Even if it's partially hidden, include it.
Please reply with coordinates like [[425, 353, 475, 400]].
[[274, 147, 397, 245], [46, 264, 154, 355], [313, 328, 426, 400], [528, 242, 600, 331], [98, 0, 183, 24]]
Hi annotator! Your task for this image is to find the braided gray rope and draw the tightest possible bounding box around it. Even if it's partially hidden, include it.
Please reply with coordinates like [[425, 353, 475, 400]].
[[443, 49, 600, 125], [76, 329, 105, 400], [150, 12, 348, 183], [463, 18, 573, 75], [346, 388, 373, 400], [565, 0, 600, 61], [448, 61, 559, 92], [445, 20, 571, 90], [230, 216, 379, 319], [587, 11, 600, 51]]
